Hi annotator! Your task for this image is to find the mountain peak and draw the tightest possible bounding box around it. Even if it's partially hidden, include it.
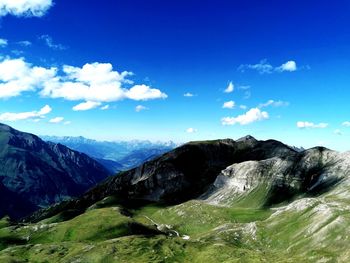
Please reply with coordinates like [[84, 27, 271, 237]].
[[236, 135, 257, 143]]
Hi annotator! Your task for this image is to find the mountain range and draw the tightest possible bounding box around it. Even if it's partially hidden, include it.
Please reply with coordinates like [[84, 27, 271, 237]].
[[1, 128, 350, 262], [41, 135, 177, 172]]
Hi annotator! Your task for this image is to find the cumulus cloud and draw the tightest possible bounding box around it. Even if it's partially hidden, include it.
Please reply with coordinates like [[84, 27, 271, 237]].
[[296, 121, 328, 129], [73, 101, 101, 111], [126, 84, 167, 101], [221, 108, 269, 125], [0, 38, 8, 47], [0, 57, 57, 98], [222, 100, 235, 109], [238, 59, 297, 74], [239, 105, 247, 110], [0, 105, 51, 121], [0, 0, 53, 17], [224, 81, 234, 93], [49, 117, 64, 123], [259, 99, 289, 108], [342, 121, 350, 127], [0, 58, 168, 110], [184, 92, 194, 97], [276, 61, 297, 72], [186, 128, 197, 133], [39, 35, 67, 50], [135, 105, 148, 112]]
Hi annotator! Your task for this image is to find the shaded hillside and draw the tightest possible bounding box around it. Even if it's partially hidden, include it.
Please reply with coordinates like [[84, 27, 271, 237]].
[[0, 123, 111, 219]]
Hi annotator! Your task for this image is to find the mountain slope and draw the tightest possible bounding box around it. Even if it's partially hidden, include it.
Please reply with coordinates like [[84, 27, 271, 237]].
[[2, 136, 350, 262], [27, 136, 296, 222], [0, 123, 111, 219]]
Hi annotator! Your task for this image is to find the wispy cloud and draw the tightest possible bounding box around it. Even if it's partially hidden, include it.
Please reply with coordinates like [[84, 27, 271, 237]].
[[222, 100, 235, 109], [0, 0, 53, 17], [334, 129, 343, 135], [221, 108, 269, 125], [73, 101, 101, 111], [135, 105, 148, 112], [0, 105, 51, 122], [17, 40, 32, 47], [100, 105, 110, 110], [342, 121, 350, 127], [49, 117, 64, 123], [259, 99, 289, 108], [186, 127, 197, 133], [184, 92, 195, 97], [39, 35, 67, 50], [238, 59, 298, 74], [296, 121, 328, 129], [224, 81, 234, 93], [0, 38, 8, 47]]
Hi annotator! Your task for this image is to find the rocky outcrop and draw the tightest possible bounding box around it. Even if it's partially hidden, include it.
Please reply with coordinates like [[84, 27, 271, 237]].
[[203, 147, 346, 206]]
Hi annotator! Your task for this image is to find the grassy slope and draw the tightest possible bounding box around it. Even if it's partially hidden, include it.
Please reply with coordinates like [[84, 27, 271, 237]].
[[1, 181, 350, 262]]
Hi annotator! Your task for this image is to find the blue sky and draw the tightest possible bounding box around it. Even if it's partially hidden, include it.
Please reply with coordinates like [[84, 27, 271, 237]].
[[0, 0, 350, 150]]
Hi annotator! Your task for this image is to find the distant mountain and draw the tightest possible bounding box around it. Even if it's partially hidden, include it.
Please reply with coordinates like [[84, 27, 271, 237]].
[[0, 123, 111, 219], [41, 135, 177, 171]]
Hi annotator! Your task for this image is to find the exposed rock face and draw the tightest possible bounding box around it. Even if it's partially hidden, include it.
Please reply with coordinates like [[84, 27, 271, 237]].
[[0, 123, 111, 219], [203, 147, 346, 206]]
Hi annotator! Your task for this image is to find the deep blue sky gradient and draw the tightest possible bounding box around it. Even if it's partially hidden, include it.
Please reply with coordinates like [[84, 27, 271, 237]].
[[1, 0, 350, 150]]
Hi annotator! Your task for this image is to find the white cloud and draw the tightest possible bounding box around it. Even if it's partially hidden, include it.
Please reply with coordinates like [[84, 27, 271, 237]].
[[277, 60, 297, 72], [239, 59, 297, 74], [100, 104, 110, 110], [135, 105, 148, 112], [49, 117, 64, 123], [238, 59, 274, 74], [0, 105, 51, 121], [186, 128, 197, 133], [239, 105, 247, 110], [342, 121, 350, 127], [221, 108, 269, 125], [222, 100, 235, 109], [0, 38, 8, 47], [296, 121, 328, 129], [0, 57, 57, 98], [334, 129, 343, 135], [259, 99, 289, 108], [0, 58, 168, 110], [17, 40, 32, 47], [73, 101, 101, 111], [184, 92, 194, 97], [224, 81, 234, 93], [64, 121, 71, 125], [39, 35, 67, 50], [0, 0, 53, 17], [40, 62, 167, 106], [126, 84, 167, 101]]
